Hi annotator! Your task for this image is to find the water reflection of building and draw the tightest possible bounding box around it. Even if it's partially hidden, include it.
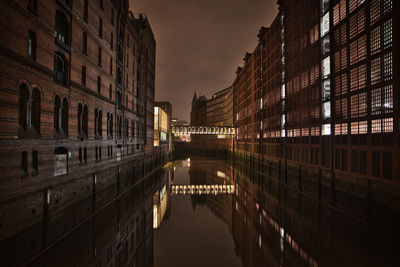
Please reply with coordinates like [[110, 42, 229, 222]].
[[188, 160, 235, 237], [231, 163, 399, 267], [153, 166, 172, 229], [0, 168, 166, 266]]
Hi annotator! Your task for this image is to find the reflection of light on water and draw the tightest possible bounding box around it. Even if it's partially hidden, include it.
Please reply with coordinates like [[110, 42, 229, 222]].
[[261, 208, 318, 267], [186, 157, 190, 167]]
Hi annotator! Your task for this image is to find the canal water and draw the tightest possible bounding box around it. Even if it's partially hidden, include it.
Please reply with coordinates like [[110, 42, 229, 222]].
[[1, 158, 399, 266]]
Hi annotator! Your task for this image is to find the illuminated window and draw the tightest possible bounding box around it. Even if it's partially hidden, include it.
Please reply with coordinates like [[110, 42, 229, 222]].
[[370, 26, 380, 55], [383, 85, 393, 114], [371, 119, 381, 133], [383, 52, 392, 81], [322, 124, 331, 135], [383, 19, 392, 49], [323, 101, 331, 119], [322, 79, 330, 100], [322, 56, 330, 78], [370, 57, 381, 85], [383, 117, 393, 133], [370, 0, 381, 25], [321, 0, 329, 14], [383, 0, 392, 15], [333, 4, 340, 26], [321, 12, 330, 37], [371, 88, 381, 115]]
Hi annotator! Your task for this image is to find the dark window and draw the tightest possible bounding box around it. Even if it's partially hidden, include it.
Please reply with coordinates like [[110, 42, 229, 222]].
[[110, 33, 113, 49], [84, 147, 87, 164], [81, 66, 86, 85], [54, 95, 61, 131], [110, 57, 113, 75], [19, 84, 29, 130], [83, 32, 87, 54], [111, 9, 114, 25], [83, 105, 88, 137], [31, 88, 41, 134], [78, 103, 82, 135], [98, 110, 102, 137], [97, 76, 101, 93], [55, 11, 68, 46], [127, 53, 129, 68], [32, 151, 38, 176], [79, 148, 82, 165], [382, 152, 392, 179], [94, 108, 98, 137], [61, 98, 68, 134], [98, 47, 102, 66], [54, 52, 67, 85], [83, 0, 88, 22], [21, 151, 28, 178], [335, 149, 340, 169], [99, 18, 103, 38], [351, 150, 358, 173], [99, 0, 103, 9], [109, 84, 112, 99], [372, 151, 380, 177], [99, 147, 102, 160], [28, 31, 36, 60], [28, 0, 38, 14], [116, 90, 121, 108], [341, 149, 347, 171], [359, 150, 367, 174]]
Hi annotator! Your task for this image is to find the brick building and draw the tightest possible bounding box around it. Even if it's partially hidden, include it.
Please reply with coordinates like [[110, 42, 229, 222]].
[[0, 0, 158, 242], [234, 0, 399, 182]]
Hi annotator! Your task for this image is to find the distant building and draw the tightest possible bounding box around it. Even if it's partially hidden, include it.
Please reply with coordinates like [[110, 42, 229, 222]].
[[154, 102, 173, 153]]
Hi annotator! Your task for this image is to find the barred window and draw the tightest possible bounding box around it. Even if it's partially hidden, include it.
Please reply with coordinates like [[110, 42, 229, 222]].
[[333, 4, 340, 26], [341, 73, 348, 95], [383, 19, 392, 49], [350, 35, 366, 65], [371, 88, 381, 115], [340, 0, 347, 21], [371, 119, 381, 133], [351, 93, 367, 118], [370, 26, 380, 55], [383, 0, 392, 15], [349, 0, 365, 14], [370, 57, 381, 85], [350, 64, 366, 91], [370, 0, 381, 25], [383, 85, 393, 114], [383, 52, 392, 81], [349, 8, 366, 39], [383, 117, 393, 133], [341, 24, 347, 45]]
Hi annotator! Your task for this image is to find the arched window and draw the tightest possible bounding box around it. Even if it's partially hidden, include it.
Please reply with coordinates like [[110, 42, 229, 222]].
[[54, 52, 67, 85], [18, 84, 29, 131], [83, 105, 88, 137], [28, 31, 36, 61], [78, 103, 82, 136], [31, 88, 41, 134], [54, 95, 61, 131], [61, 98, 68, 134]]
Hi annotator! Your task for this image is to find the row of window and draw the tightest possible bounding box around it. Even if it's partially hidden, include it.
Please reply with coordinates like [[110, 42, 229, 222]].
[[18, 84, 140, 140]]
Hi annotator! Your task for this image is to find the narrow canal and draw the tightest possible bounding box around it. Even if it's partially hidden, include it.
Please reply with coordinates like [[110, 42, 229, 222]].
[[1, 158, 399, 266]]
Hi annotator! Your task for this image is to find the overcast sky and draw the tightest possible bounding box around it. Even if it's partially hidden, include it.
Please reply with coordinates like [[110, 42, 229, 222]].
[[132, 0, 278, 121]]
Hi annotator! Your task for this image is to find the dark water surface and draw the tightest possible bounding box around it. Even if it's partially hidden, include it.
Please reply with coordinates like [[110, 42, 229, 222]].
[[1, 158, 399, 266]]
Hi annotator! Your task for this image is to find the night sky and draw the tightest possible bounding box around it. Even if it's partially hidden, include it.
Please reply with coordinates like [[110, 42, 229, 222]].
[[132, 0, 278, 121]]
